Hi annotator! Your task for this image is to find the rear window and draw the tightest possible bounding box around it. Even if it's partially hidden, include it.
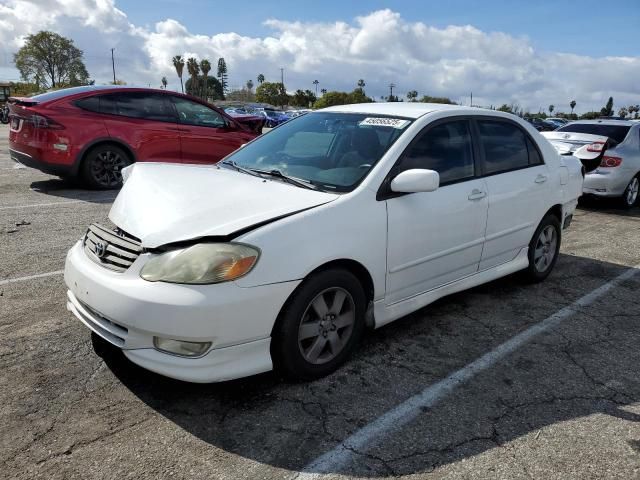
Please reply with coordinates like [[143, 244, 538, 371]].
[[557, 123, 631, 144], [27, 86, 113, 103]]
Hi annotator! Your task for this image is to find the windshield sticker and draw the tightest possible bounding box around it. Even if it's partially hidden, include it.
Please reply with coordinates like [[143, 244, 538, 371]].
[[359, 117, 410, 129]]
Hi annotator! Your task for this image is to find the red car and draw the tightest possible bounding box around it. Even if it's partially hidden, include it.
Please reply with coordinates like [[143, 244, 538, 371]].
[[8, 86, 264, 188]]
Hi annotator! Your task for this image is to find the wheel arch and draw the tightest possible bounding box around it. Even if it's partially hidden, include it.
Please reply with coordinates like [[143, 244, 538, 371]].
[[270, 258, 376, 337], [545, 204, 563, 223], [72, 137, 136, 175]]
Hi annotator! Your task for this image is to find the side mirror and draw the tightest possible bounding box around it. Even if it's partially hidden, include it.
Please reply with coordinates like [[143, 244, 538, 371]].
[[391, 169, 440, 193], [573, 141, 607, 173]]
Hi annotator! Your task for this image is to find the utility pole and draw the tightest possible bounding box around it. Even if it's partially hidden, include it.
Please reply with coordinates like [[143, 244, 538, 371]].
[[389, 83, 396, 101], [470, 92, 473, 107], [280, 68, 284, 86], [111, 48, 116, 84]]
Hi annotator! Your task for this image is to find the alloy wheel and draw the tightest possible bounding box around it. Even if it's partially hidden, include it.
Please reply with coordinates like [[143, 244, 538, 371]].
[[297, 287, 355, 365], [533, 225, 558, 273], [91, 150, 128, 187], [625, 177, 639, 206]]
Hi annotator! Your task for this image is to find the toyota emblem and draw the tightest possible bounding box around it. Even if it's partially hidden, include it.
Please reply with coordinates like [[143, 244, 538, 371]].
[[94, 242, 107, 258], [563, 133, 571, 139]]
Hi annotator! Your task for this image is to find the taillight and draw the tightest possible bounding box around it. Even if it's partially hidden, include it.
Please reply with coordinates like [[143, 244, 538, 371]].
[[29, 114, 65, 130], [586, 142, 605, 152], [600, 156, 622, 168]]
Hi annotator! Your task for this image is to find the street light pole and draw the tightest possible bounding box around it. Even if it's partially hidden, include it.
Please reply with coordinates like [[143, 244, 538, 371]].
[[111, 48, 116, 84], [389, 83, 396, 101]]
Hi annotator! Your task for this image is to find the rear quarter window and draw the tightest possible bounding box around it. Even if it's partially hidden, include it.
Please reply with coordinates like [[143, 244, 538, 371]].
[[74, 96, 100, 113]]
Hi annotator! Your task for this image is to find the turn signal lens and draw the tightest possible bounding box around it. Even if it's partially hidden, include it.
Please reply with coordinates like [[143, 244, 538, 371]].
[[600, 156, 622, 168], [140, 243, 259, 284], [586, 142, 605, 152], [153, 337, 212, 357]]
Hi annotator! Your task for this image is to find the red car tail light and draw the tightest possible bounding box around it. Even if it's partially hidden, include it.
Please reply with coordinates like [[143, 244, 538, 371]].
[[28, 113, 65, 130], [600, 156, 622, 168]]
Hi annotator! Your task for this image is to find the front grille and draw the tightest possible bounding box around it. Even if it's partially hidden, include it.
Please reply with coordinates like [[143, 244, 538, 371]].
[[83, 223, 143, 272]]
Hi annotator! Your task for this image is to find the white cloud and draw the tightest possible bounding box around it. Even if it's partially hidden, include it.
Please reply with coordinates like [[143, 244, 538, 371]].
[[0, 1, 638, 113]]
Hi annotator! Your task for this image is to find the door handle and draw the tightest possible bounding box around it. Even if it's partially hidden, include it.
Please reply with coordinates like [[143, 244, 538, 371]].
[[535, 174, 548, 184], [468, 189, 487, 201]]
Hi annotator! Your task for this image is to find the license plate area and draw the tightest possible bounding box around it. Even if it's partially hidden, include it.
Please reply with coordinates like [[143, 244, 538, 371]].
[[10, 117, 22, 132]]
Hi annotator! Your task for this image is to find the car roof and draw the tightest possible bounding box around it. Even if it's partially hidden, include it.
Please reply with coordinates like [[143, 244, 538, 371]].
[[23, 85, 180, 104], [321, 102, 470, 119]]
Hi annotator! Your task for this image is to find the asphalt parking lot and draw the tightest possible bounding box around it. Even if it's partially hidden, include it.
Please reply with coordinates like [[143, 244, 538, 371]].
[[1, 122, 640, 480]]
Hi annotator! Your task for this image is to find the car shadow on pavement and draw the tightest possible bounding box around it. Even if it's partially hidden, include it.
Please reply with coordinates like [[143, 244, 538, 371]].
[[29, 179, 118, 203], [578, 196, 640, 218], [101, 253, 640, 477]]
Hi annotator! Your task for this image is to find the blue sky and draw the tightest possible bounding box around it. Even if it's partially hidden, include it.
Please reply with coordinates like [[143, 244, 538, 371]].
[[118, 0, 640, 57], [1, 0, 639, 112]]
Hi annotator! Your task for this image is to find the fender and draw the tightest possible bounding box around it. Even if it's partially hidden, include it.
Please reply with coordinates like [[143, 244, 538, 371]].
[[73, 137, 137, 175]]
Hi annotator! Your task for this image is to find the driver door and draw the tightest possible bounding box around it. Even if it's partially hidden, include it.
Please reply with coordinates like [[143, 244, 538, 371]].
[[171, 96, 245, 164], [384, 119, 489, 304]]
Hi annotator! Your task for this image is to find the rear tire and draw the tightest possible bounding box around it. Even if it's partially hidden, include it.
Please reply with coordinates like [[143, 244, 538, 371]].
[[271, 268, 366, 381], [523, 214, 561, 283], [80, 144, 132, 189], [619, 176, 639, 209]]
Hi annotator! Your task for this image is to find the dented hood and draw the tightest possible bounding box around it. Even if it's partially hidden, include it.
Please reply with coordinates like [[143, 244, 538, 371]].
[[109, 163, 339, 248]]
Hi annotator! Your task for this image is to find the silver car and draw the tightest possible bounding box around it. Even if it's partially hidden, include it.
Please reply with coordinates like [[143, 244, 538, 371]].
[[543, 120, 640, 208]]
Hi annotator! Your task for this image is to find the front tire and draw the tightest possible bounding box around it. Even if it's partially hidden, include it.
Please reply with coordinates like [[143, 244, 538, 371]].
[[523, 214, 561, 283], [80, 144, 132, 189], [272, 268, 366, 381], [620, 176, 639, 209]]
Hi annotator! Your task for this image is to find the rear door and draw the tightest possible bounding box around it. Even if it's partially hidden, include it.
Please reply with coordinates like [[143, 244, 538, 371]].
[[475, 118, 552, 270], [99, 92, 181, 163], [171, 96, 245, 164]]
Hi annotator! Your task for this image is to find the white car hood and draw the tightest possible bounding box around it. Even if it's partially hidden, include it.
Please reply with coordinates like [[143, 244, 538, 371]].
[[109, 163, 339, 248]]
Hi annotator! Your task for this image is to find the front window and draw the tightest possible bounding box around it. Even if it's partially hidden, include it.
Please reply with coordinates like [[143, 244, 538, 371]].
[[224, 112, 413, 192], [172, 97, 227, 128]]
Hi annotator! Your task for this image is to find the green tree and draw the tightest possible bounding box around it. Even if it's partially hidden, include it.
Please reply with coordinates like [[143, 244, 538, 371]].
[[580, 111, 600, 120], [618, 107, 628, 118], [548, 105, 554, 114], [161, 76, 168, 89], [186, 57, 200, 96], [257, 73, 265, 84], [420, 95, 455, 104], [570, 100, 576, 114], [497, 104, 513, 113], [312, 79, 319, 96], [313, 89, 373, 108], [291, 89, 317, 107], [601, 96, 614, 116], [406, 90, 418, 102], [14, 31, 90, 89], [320, 88, 327, 95], [185, 75, 224, 101], [217, 58, 228, 93], [255, 81, 288, 105], [172, 55, 185, 93], [200, 59, 211, 100], [246, 79, 254, 93]]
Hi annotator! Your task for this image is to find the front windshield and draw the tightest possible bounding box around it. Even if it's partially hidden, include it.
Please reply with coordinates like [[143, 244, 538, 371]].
[[225, 112, 412, 192]]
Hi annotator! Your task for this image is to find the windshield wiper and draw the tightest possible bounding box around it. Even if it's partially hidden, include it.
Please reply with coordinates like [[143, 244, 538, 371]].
[[219, 160, 263, 178], [253, 169, 320, 191]]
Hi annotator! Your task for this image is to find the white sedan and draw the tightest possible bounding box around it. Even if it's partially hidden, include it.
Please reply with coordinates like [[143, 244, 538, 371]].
[[65, 103, 584, 383]]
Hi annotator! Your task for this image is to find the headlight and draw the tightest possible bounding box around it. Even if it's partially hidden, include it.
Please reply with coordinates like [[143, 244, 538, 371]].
[[140, 243, 259, 284]]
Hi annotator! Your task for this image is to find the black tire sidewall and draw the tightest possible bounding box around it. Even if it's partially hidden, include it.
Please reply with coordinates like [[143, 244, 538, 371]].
[[525, 214, 561, 282], [81, 145, 131, 189], [272, 268, 366, 381]]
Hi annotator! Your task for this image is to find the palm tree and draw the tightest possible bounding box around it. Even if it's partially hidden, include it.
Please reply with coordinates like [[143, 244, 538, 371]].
[[357, 79, 365, 89], [161, 76, 167, 89], [200, 59, 211, 100], [548, 105, 554, 115], [320, 88, 327, 95], [172, 55, 185, 93], [406, 90, 418, 102], [570, 100, 576, 115], [186, 57, 200, 96], [312, 79, 319, 96], [257, 73, 265, 84]]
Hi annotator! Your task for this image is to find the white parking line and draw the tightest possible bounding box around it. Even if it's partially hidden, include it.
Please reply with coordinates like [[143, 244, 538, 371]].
[[295, 263, 640, 479], [0, 197, 115, 210], [0, 270, 64, 286]]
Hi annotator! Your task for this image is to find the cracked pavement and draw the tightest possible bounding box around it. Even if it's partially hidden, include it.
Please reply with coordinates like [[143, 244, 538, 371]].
[[1, 123, 640, 479]]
